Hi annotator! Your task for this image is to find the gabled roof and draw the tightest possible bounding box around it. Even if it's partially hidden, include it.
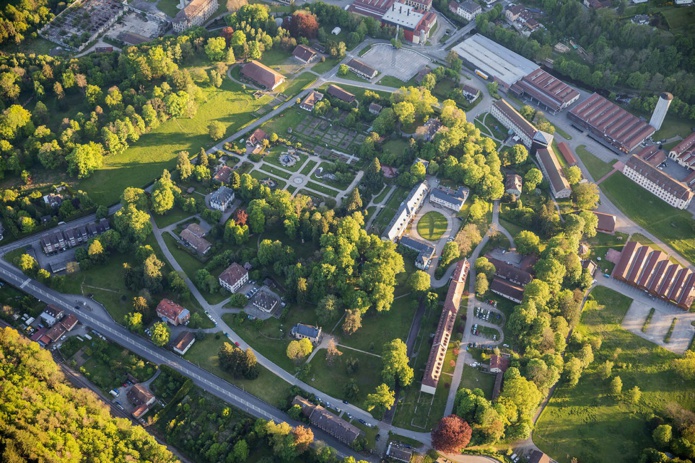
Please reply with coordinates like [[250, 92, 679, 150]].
[[490, 354, 511, 371], [172, 331, 196, 353], [346, 58, 377, 78], [292, 44, 318, 62], [594, 211, 616, 233], [327, 84, 356, 103], [241, 61, 285, 90], [180, 228, 212, 254], [292, 323, 321, 339], [219, 263, 248, 287], [213, 165, 233, 183], [156, 299, 189, 321], [127, 384, 154, 406], [536, 147, 571, 196], [60, 314, 78, 331]]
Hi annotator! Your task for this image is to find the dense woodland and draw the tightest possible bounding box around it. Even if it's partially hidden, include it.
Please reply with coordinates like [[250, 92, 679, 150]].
[[476, 2, 695, 108], [0, 0, 59, 46], [0, 326, 176, 462]]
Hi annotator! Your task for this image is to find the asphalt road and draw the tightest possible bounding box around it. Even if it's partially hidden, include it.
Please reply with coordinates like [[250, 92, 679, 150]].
[[0, 259, 370, 462]]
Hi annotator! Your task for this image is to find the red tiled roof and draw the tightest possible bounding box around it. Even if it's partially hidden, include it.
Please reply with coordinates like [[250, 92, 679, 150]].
[[625, 147, 694, 202], [172, 331, 196, 353], [60, 314, 78, 331], [493, 99, 538, 141], [594, 211, 616, 233], [214, 165, 233, 183], [156, 299, 188, 322], [557, 142, 577, 166], [490, 354, 510, 372], [511, 69, 579, 112]]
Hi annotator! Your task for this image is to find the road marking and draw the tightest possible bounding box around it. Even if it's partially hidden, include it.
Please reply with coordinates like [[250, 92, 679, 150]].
[[20, 278, 31, 288]]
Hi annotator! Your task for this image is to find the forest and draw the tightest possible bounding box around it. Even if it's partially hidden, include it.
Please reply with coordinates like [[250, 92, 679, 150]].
[[0, 326, 176, 462]]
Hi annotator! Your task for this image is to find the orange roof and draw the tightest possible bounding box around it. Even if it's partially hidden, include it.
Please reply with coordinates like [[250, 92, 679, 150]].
[[156, 299, 187, 321]]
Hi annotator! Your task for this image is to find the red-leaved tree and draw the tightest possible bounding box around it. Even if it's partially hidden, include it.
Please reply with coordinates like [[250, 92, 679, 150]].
[[431, 414, 472, 453], [221, 27, 235, 45], [284, 11, 319, 39]]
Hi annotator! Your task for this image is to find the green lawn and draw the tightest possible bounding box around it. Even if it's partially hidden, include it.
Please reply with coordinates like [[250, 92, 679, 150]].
[[432, 79, 457, 100], [458, 367, 496, 400], [80, 341, 157, 393], [311, 57, 341, 74], [305, 180, 340, 196], [575, 145, 614, 180], [378, 76, 407, 88], [156, 0, 182, 17], [382, 138, 410, 159], [587, 231, 628, 275], [483, 114, 510, 141], [300, 159, 318, 176], [249, 170, 287, 190], [153, 206, 196, 229], [417, 211, 448, 241], [260, 107, 306, 138], [184, 334, 292, 407], [257, 164, 292, 180], [653, 113, 694, 140], [371, 187, 408, 234], [307, 350, 383, 411], [601, 174, 695, 265], [80, 79, 270, 205], [373, 185, 392, 204], [264, 147, 306, 172], [535, 286, 695, 463], [474, 119, 493, 138], [276, 72, 316, 98]]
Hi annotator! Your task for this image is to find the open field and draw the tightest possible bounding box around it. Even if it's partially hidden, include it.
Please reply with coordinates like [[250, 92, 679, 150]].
[[382, 139, 410, 159], [600, 174, 695, 265], [576, 145, 614, 180], [153, 206, 195, 229], [586, 231, 628, 275], [458, 367, 496, 400], [378, 75, 407, 88], [80, 79, 270, 205], [184, 333, 292, 407], [535, 286, 695, 463], [417, 211, 448, 241]]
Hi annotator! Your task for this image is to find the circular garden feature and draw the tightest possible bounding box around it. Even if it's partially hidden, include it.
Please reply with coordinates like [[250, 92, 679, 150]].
[[417, 211, 448, 241]]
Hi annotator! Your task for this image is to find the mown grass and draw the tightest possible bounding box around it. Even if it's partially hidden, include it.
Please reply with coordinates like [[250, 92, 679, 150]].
[[600, 173, 695, 265], [586, 231, 628, 275], [575, 145, 614, 180], [80, 79, 270, 205], [370, 186, 408, 234], [458, 367, 496, 400], [535, 286, 695, 463], [417, 211, 448, 241], [183, 334, 292, 407]]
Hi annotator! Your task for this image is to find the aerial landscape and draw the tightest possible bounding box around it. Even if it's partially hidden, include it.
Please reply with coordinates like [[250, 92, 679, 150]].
[[0, 0, 695, 461]]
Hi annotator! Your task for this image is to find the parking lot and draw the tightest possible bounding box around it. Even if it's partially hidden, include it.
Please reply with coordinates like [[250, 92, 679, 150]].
[[359, 44, 431, 82]]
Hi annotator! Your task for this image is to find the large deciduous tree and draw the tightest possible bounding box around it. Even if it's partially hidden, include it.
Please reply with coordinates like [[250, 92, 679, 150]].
[[432, 415, 473, 453], [381, 339, 413, 387]]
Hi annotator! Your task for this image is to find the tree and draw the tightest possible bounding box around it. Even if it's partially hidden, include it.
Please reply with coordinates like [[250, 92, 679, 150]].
[[610, 376, 623, 396], [382, 339, 413, 387], [150, 322, 170, 347], [338, 64, 349, 76], [653, 425, 672, 448], [292, 426, 314, 454], [205, 37, 228, 61], [408, 270, 431, 293], [287, 338, 313, 361], [16, 253, 37, 275], [151, 170, 177, 215], [364, 157, 384, 193], [232, 440, 249, 462], [515, 230, 540, 255], [509, 144, 529, 165], [475, 273, 489, 295], [524, 168, 543, 192], [316, 295, 339, 324], [133, 296, 149, 313], [114, 204, 152, 243], [627, 385, 641, 404], [177, 151, 193, 180], [365, 383, 395, 412], [431, 415, 472, 453], [564, 165, 582, 185], [208, 121, 226, 140], [342, 309, 362, 335], [286, 11, 320, 38], [325, 339, 343, 366], [393, 101, 416, 125], [674, 351, 695, 380], [475, 257, 496, 279], [66, 142, 104, 178], [88, 239, 106, 263], [440, 241, 460, 268], [124, 312, 143, 332], [573, 182, 600, 210], [598, 360, 613, 380], [345, 188, 363, 212]]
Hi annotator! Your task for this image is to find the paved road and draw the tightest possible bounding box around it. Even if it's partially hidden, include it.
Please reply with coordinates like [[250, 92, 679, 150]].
[[0, 259, 368, 461]]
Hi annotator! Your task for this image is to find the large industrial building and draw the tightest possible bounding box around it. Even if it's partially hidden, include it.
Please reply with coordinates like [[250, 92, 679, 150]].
[[451, 34, 539, 89], [568, 93, 655, 153], [380, 2, 437, 44], [669, 132, 695, 171], [490, 99, 539, 148], [613, 240, 695, 310], [510, 68, 580, 113], [172, 0, 218, 33], [421, 260, 469, 394], [622, 146, 695, 210]]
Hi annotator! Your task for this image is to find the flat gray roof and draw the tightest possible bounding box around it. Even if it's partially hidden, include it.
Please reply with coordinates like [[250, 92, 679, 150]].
[[452, 34, 539, 87], [382, 2, 423, 28]]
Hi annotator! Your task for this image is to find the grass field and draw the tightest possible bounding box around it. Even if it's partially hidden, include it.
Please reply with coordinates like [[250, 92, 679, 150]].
[[184, 334, 292, 407], [249, 170, 287, 190], [378, 76, 407, 88], [257, 164, 292, 180], [312, 57, 341, 74], [153, 206, 195, 229], [371, 187, 408, 234], [373, 185, 392, 204], [458, 367, 496, 400], [535, 286, 695, 463], [300, 160, 318, 176], [80, 78, 270, 205], [417, 211, 448, 241], [276, 72, 316, 98], [586, 231, 628, 274], [600, 174, 695, 265], [382, 138, 410, 159], [575, 145, 614, 180], [307, 349, 383, 411], [305, 180, 340, 196]]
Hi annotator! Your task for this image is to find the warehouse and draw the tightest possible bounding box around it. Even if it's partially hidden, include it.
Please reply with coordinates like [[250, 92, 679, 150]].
[[510, 68, 580, 113], [451, 34, 539, 89], [568, 93, 655, 153]]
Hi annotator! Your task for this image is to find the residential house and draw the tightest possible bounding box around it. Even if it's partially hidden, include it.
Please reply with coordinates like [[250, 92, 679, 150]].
[[172, 331, 196, 355], [300, 91, 324, 111], [61, 314, 78, 331], [399, 236, 436, 270], [461, 83, 480, 100], [490, 278, 524, 303], [291, 323, 322, 343], [210, 186, 235, 211], [292, 396, 362, 445], [292, 44, 318, 64], [180, 224, 212, 255], [219, 263, 249, 293], [430, 186, 469, 211], [594, 211, 616, 234], [127, 383, 156, 419], [505, 173, 523, 197], [39, 323, 67, 347], [489, 354, 511, 373], [253, 290, 279, 313], [368, 102, 383, 115], [528, 450, 551, 463], [346, 58, 378, 79], [213, 165, 233, 184], [415, 117, 443, 141], [449, 0, 481, 20], [40, 305, 64, 327], [156, 299, 190, 326], [386, 443, 413, 463], [247, 128, 268, 148], [241, 61, 286, 90], [326, 85, 356, 105]]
